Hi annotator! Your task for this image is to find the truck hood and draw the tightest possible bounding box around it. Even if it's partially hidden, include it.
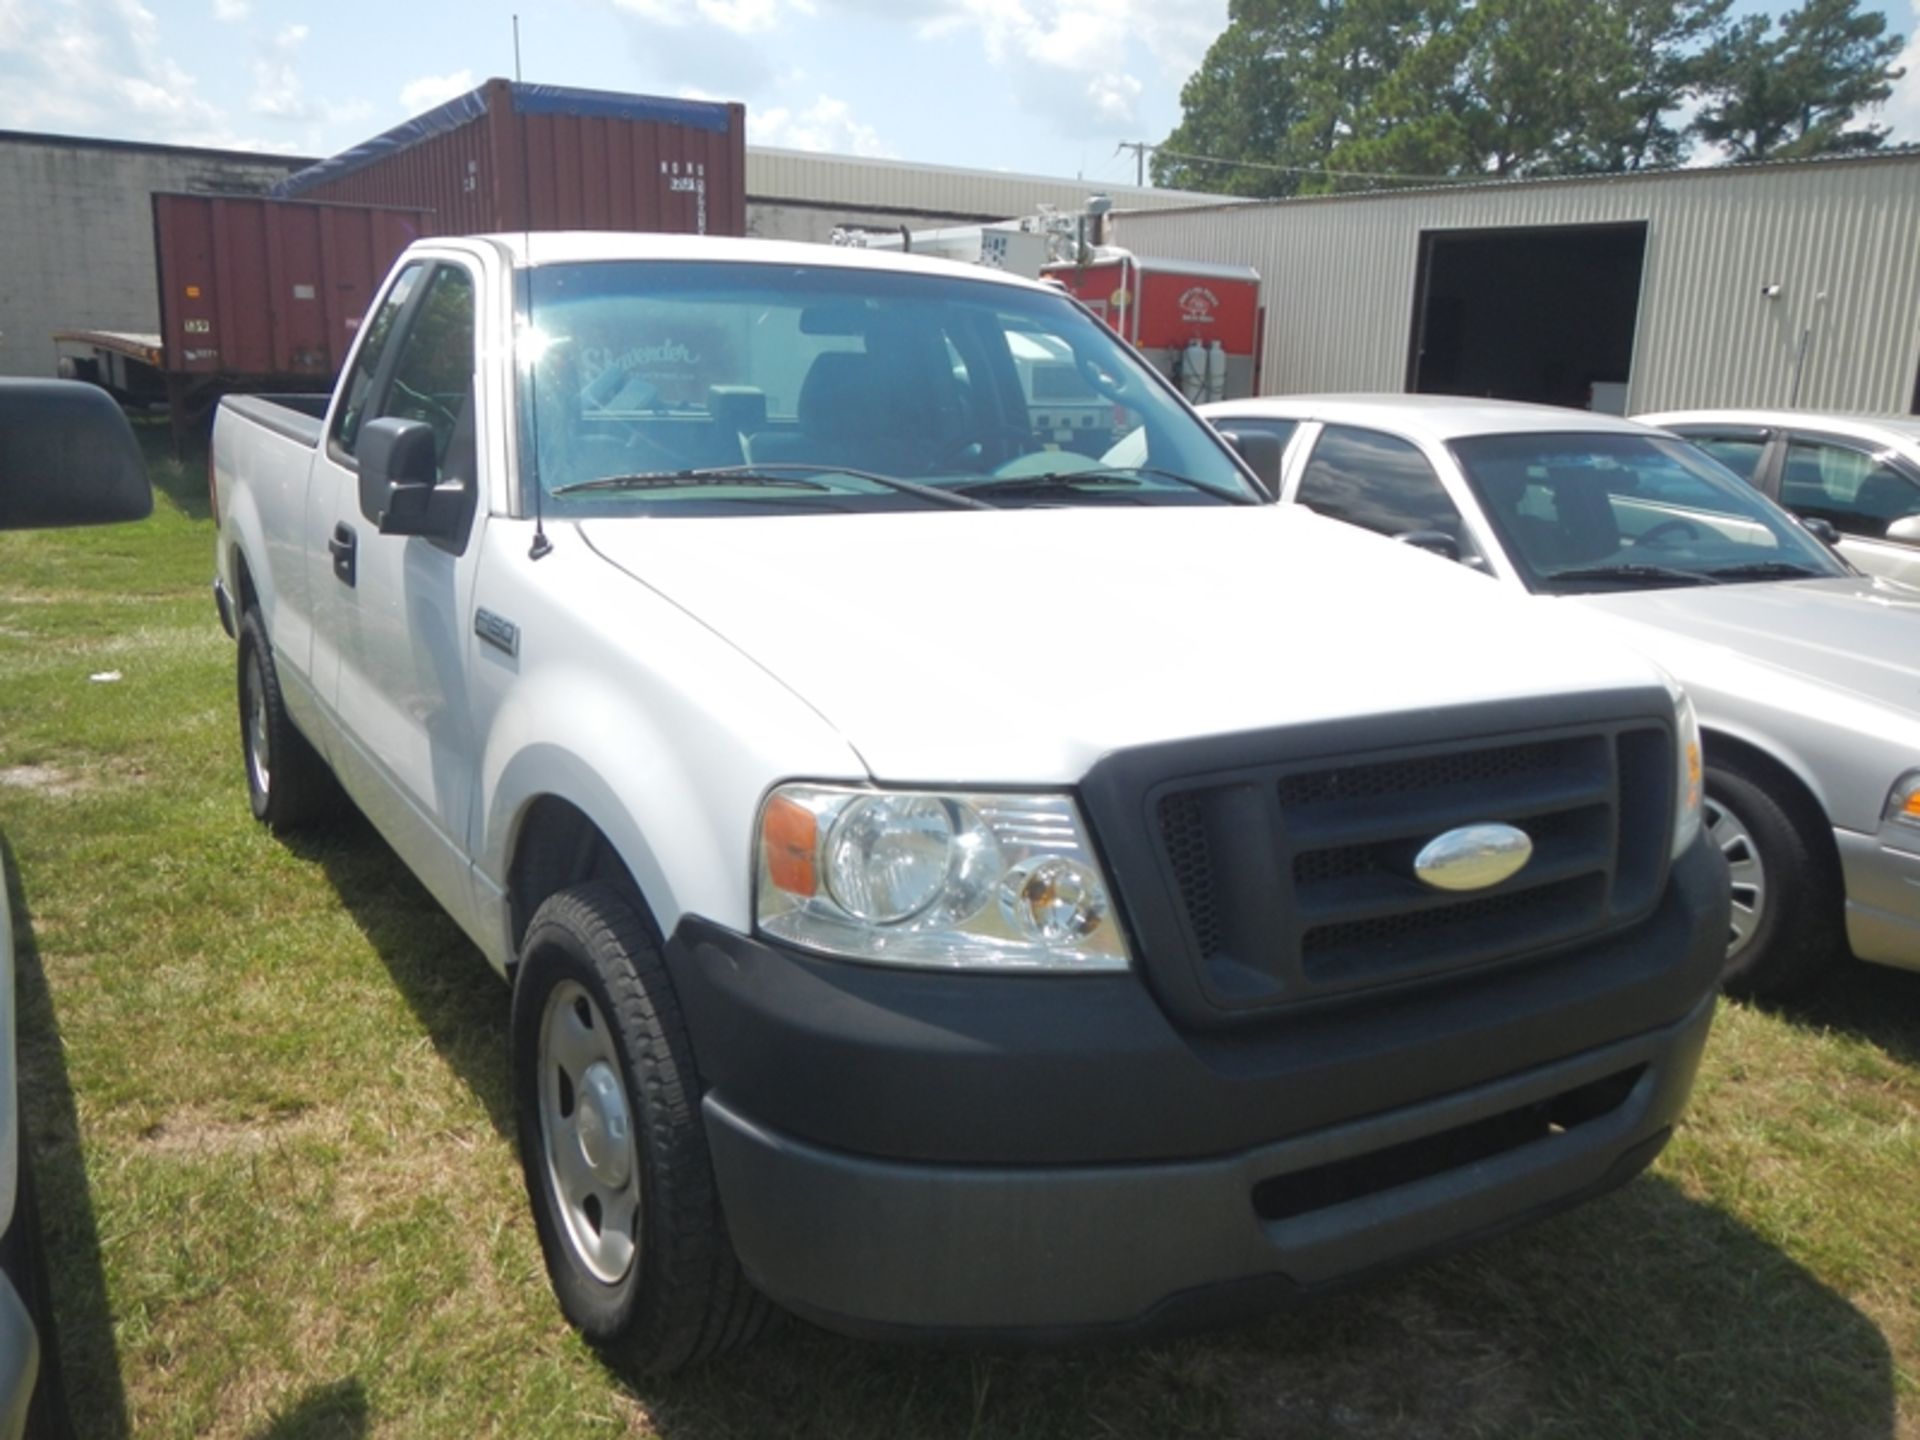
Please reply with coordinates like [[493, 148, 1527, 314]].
[[1571, 576, 1920, 714], [579, 506, 1664, 783]]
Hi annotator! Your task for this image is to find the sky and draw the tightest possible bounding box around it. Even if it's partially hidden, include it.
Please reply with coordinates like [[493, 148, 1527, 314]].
[[0, 0, 1916, 189]]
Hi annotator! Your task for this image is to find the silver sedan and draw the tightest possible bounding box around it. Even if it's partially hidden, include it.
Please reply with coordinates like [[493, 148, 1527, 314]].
[[1200, 394, 1920, 998], [1633, 409, 1920, 589]]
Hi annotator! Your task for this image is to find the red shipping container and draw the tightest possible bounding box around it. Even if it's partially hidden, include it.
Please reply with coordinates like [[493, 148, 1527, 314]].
[[153, 192, 430, 378], [272, 78, 747, 238]]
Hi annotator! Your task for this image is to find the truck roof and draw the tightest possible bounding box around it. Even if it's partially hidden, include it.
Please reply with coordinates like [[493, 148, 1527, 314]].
[[473, 230, 1049, 292]]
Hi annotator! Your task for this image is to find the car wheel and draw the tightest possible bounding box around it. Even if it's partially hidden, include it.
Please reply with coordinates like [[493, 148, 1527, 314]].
[[1705, 756, 1840, 998], [511, 882, 768, 1371], [236, 608, 336, 833]]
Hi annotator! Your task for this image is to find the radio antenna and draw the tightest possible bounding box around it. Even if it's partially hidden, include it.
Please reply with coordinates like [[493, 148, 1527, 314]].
[[516, 13, 553, 560]]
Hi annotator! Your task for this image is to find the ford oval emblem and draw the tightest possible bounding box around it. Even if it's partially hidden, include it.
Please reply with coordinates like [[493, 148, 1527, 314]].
[[1413, 823, 1533, 892]]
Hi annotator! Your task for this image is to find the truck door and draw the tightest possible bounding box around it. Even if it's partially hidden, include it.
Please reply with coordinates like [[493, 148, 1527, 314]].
[[305, 260, 426, 728], [308, 258, 487, 923]]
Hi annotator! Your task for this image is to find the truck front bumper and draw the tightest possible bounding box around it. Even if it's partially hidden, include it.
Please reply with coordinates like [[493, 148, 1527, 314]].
[[664, 838, 1726, 1339]]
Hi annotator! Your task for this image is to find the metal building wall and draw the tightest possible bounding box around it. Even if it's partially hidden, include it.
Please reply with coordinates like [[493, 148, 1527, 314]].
[[746, 146, 1235, 225], [1109, 152, 1920, 414], [0, 132, 308, 378]]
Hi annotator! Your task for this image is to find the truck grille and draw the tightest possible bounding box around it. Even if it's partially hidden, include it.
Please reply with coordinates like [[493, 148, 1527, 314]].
[[1137, 716, 1675, 1014]]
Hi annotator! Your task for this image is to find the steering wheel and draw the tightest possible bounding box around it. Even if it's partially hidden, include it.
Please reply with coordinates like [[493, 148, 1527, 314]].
[[1637, 518, 1703, 547], [1074, 349, 1133, 404]]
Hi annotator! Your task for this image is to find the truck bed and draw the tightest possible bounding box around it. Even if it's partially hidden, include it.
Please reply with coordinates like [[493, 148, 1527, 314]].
[[220, 394, 327, 448]]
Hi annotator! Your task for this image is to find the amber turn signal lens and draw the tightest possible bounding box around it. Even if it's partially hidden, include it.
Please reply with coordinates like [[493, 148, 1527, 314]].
[[1904, 791, 1920, 820], [763, 793, 818, 896]]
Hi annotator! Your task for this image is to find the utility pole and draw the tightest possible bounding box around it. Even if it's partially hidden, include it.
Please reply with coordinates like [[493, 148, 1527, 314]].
[[1116, 141, 1151, 187]]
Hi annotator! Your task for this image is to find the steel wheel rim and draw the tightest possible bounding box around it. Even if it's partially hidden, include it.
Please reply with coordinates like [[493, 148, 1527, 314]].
[[538, 980, 641, 1285], [1705, 794, 1766, 960], [243, 650, 271, 798]]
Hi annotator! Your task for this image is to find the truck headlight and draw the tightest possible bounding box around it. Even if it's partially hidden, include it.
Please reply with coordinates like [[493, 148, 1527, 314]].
[[1671, 687, 1704, 860], [756, 784, 1130, 971], [1883, 770, 1920, 831]]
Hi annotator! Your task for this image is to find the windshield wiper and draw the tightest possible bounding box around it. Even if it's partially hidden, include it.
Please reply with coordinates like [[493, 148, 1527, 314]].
[[554, 469, 831, 495], [959, 466, 1257, 506], [1703, 561, 1829, 581], [554, 464, 990, 510], [1546, 563, 1718, 587]]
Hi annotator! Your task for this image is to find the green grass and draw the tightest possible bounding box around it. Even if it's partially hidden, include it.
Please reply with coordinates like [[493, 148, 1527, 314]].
[[4, 430, 1918, 1437]]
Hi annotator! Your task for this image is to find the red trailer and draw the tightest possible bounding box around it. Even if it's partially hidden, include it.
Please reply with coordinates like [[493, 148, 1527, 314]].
[[1044, 252, 1263, 401], [56, 193, 428, 448], [271, 78, 747, 238]]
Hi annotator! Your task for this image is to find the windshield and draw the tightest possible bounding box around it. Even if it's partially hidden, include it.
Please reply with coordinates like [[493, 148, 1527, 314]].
[[518, 260, 1260, 515], [1449, 431, 1847, 593]]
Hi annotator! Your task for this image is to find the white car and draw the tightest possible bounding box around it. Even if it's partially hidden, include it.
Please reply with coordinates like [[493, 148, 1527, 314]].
[[1200, 394, 1920, 1000], [1634, 409, 1920, 588]]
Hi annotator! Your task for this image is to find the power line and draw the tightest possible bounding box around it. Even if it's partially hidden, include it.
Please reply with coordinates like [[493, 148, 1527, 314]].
[[1137, 142, 1490, 186]]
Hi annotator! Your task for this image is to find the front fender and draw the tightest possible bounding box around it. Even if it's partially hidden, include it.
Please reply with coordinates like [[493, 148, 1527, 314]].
[[470, 541, 867, 965]]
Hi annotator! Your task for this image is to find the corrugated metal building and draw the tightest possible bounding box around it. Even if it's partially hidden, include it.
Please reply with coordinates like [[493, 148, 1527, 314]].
[[1109, 150, 1920, 415], [744, 147, 1233, 243]]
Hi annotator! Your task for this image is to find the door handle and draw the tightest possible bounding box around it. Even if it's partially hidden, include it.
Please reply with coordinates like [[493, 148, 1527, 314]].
[[328, 523, 357, 587]]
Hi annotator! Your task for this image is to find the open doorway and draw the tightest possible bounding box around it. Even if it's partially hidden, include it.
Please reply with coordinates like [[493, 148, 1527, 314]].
[[1407, 223, 1648, 411]]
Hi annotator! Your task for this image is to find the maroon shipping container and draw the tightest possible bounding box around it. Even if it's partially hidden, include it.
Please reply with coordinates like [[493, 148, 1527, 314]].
[[272, 78, 746, 238], [154, 192, 430, 378]]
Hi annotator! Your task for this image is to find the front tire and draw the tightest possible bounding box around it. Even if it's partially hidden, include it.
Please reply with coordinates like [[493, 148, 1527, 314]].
[[510, 882, 767, 1371], [1706, 755, 1841, 998], [236, 608, 336, 833]]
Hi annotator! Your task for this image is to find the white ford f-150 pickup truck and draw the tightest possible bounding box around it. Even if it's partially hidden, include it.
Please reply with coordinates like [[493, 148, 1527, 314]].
[[211, 233, 1726, 1369]]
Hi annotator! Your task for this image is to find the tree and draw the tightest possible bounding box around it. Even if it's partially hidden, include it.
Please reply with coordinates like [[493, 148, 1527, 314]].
[[1152, 0, 1455, 196], [1692, 0, 1906, 161], [1153, 0, 1903, 192]]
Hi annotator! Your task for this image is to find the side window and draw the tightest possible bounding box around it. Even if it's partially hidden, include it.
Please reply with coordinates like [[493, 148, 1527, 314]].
[[1683, 433, 1767, 484], [371, 265, 477, 474], [1297, 425, 1481, 564], [331, 263, 425, 459], [1781, 438, 1920, 539]]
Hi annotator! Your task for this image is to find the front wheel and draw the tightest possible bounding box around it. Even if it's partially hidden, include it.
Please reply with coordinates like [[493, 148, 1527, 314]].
[[510, 883, 768, 1371], [1705, 756, 1841, 998]]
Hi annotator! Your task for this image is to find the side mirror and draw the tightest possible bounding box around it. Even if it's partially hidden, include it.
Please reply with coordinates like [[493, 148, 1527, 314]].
[[1217, 428, 1282, 496], [1799, 516, 1840, 545], [0, 379, 151, 531], [1394, 529, 1461, 562], [358, 416, 456, 537], [1886, 515, 1920, 545]]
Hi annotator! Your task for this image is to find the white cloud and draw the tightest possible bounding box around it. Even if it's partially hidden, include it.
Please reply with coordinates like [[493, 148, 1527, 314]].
[[750, 95, 893, 156], [908, 0, 1221, 81], [248, 23, 316, 119], [611, 0, 812, 29], [0, 0, 233, 139], [892, 0, 1221, 140], [1882, 28, 1920, 144], [212, 0, 249, 19], [400, 68, 477, 114], [1086, 71, 1142, 125]]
